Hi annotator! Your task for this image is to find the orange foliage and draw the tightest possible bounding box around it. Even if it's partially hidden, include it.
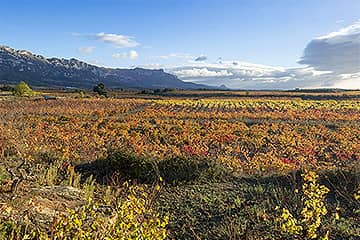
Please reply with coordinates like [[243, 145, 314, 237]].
[[0, 98, 359, 174]]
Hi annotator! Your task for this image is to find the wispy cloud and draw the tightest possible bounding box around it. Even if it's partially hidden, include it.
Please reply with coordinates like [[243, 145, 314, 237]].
[[73, 32, 139, 48], [151, 53, 193, 60], [78, 46, 95, 54], [174, 68, 233, 78], [112, 50, 139, 60], [96, 32, 139, 48], [335, 19, 345, 24]]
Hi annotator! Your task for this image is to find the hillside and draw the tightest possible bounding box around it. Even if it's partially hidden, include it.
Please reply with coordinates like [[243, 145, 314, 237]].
[[0, 46, 207, 89]]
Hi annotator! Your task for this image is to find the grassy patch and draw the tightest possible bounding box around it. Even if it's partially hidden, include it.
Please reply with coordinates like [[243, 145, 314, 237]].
[[155, 170, 359, 239]]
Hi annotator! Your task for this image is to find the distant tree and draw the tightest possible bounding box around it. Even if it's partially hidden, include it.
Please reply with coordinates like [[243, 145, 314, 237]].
[[163, 88, 175, 92], [13, 81, 34, 96], [93, 83, 108, 97], [154, 88, 162, 93]]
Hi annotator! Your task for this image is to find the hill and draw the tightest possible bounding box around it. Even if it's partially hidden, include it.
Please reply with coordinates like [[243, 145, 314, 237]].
[[0, 46, 208, 89]]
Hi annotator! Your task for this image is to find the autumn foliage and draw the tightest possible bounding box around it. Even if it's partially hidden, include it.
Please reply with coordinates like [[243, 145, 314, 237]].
[[1, 98, 358, 174]]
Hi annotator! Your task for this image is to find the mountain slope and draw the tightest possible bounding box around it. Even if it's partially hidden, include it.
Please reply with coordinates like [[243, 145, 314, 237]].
[[0, 46, 207, 89]]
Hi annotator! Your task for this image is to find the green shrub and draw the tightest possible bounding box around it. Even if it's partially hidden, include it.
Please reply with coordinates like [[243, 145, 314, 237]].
[[12, 81, 34, 96], [80, 149, 231, 184], [106, 150, 159, 183], [93, 83, 108, 97]]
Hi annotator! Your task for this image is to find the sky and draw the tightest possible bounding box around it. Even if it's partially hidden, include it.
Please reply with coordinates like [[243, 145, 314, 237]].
[[1, 0, 360, 89]]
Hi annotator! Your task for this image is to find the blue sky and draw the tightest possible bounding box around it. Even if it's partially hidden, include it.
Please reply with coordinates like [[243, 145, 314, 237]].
[[1, 0, 360, 89]]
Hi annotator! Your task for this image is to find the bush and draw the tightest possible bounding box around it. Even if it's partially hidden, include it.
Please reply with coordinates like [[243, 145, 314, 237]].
[[76, 149, 230, 184], [12, 81, 34, 96], [93, 83, 108, 97], [277, 171, 332, 239], [107, 150, 159, 183]]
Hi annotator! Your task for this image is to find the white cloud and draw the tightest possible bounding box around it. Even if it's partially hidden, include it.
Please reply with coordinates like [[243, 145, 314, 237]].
[[174, 68, 233, 78], [73, 32, 139, 48], [167, 61, 340, 89], [331, 72, 360, 89], [166, 21, 360, 89], [298, 20, 360, 73], [78, 46, 95, 54], [152, 53, 193, 60], [96, 33, 139, 48], [128, 50, 139, 59], [112, 50, 139, 60], [316, 21, 360, 40]]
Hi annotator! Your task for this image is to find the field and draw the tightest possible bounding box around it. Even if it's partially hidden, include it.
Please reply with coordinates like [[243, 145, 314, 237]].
[[0, 90, 359, 239]]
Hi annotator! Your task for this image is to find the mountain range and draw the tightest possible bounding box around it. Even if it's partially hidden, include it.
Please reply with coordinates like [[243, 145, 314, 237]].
[[0, 46, 208, 89]]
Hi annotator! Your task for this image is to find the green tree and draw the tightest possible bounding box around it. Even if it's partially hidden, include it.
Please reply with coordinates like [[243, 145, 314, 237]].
[[12, 81, 34, 96], [93, 83, 108, 97]]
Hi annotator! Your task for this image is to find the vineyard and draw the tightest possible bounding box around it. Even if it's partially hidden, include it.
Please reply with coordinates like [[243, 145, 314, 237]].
[[0, 92, 359, 239]]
